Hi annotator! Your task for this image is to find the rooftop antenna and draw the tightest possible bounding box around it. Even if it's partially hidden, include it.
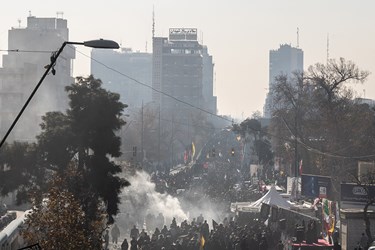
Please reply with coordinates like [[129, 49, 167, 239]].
[[56, 11, 64, 19], [326, 33, 330, 64], [17, 19, 21, 28], [145, 41, 148, 52], [28, 11, 32, 17], [152, 5, 155, 38], [296, 27, 299, 48]]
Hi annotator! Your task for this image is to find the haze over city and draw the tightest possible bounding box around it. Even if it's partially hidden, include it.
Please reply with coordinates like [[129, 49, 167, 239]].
[[1, 0, 375, 119]]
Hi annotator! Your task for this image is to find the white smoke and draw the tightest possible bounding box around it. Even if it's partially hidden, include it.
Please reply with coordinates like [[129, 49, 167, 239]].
[[115, 170, 230, 237], [117, 171, 188, 232]]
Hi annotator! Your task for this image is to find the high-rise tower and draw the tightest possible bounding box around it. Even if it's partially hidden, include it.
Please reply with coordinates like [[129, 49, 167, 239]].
[[151, 28, 217, 159], [264, 44, 303, 118], [0, 15, 75, 142], [91, 48, 152, 108], [152, 28, 216, 115]]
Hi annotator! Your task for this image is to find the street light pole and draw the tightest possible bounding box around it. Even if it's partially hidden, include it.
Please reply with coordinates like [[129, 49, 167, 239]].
[[0, 39, 119, 149]]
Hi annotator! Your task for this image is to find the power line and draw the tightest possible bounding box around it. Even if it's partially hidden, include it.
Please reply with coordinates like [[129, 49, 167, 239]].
[[70, 46, 375, 160], [0, 49, 53, 53], [126, 109, 220, 131], [277, 114, 375, 160], [71, 45, 233, 124]]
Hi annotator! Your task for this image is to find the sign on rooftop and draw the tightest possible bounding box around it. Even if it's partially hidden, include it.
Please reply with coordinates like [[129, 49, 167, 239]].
[[169, 28, 197, 41]]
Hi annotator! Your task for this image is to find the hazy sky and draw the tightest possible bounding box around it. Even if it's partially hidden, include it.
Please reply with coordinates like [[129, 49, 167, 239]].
[[1, 0, 375, 119]]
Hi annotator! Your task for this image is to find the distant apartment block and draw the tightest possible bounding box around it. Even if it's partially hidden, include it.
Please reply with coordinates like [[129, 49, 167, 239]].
[[90, 48, 152, 109], [0, 15, 75, 142], [264, 44, 303, 118], [152, 28, 216, 116]]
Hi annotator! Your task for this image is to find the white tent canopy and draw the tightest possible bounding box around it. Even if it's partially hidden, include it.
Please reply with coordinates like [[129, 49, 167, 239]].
[[232, 186, 292, 213]]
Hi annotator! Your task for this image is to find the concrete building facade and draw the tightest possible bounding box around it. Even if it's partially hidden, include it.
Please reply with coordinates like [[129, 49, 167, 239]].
[[152, 28, 216, 116], [91, 48, 152, 109], [0, 15, 75, 142], [264, 44, 303, 118]]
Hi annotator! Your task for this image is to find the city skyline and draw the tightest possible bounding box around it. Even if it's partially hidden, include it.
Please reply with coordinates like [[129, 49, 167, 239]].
[[1, 0, 375, 120]]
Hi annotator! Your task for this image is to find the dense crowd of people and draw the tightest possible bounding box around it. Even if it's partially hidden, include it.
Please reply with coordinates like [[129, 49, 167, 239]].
[[107, 130, 316, 249], [111, 214, 283, 250]]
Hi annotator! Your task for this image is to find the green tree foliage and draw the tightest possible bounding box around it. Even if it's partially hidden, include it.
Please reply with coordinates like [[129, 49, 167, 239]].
[[21, 165, 106, 249], [37, 75, 130, 223], [0, 142, 41, 204], [232, 118, 273, 178]]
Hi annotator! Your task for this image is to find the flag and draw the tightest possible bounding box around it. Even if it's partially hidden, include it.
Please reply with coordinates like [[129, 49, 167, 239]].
[[212, 219, 218, 230], [199, 235, 205, 250], [191, 142, 196, 160], [184, 150, 188, 164], [299, 159, 303, 176]]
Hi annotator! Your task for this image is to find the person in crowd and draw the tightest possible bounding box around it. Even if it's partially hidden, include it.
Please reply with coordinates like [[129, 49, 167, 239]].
[[360, 233, 368, 250], [197, 213, 204, 225], [103, 230, 109, 250], [130, 225, 139, 240], [121, 238, 129, 250], [277, 240, 284, 250], [333, 240, 342, 250], [111, 223, 121, 245], [157, 213, 165, 229], [140, 228, 147, 238], [201, 220, 209, 240], [161, 225, 169, 236], [130, 237, 138, 250]]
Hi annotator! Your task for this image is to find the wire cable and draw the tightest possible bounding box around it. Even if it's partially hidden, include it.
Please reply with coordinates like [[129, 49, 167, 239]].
[[71, 45, 233, 124], [68, 46, 375, 160], [0, 49, 54, 53]]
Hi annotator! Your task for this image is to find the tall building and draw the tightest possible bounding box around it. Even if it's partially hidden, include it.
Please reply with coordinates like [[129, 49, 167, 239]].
[[151, 28, 217, 161], [91, 48, 152, 108], [0, 14, 75, 142], [202, 46, 217, 114], [264, 44, 303, 118], [152, 28, 216, 116]]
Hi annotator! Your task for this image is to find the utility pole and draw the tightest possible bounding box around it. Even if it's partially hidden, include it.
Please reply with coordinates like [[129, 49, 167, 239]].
[[171, 115, 174, 166], [294, 112, 298, 177], [141, 101, 144, 166], [158, 104, 161, 166]]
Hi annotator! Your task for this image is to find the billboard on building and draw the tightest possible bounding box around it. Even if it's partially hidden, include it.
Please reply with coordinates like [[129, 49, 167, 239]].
[[341, 183, 375, 203], [169, 28, 197, 41], [301, 174, 332, 199]]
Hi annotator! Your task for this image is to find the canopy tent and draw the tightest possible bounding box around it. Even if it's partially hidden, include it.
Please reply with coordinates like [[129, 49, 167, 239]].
[[232, 186, 292, 212]]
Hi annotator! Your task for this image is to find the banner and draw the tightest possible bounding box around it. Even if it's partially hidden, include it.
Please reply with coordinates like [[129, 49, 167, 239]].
[[341, 183, 375, 203], [301, 174, 332, 199]]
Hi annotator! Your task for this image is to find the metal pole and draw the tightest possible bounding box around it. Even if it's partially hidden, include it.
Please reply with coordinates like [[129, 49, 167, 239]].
[[141, 101, 144, 166], [158, 104, 161, 166], [295, 113, 298, 177]]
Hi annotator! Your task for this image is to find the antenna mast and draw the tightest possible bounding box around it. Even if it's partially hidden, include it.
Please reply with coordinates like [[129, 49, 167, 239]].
[[327, 33, 330, 64], [152, 6, 155, 38], [297, 27, 299, 48]]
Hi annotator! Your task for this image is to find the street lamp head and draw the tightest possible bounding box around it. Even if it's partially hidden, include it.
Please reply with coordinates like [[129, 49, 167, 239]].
[[83, 39, 119, 49]]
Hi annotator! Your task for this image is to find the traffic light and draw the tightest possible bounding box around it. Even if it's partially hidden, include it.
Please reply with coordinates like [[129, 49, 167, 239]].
[[231, 147, 235, 156], [133, 146, 137, 157]]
